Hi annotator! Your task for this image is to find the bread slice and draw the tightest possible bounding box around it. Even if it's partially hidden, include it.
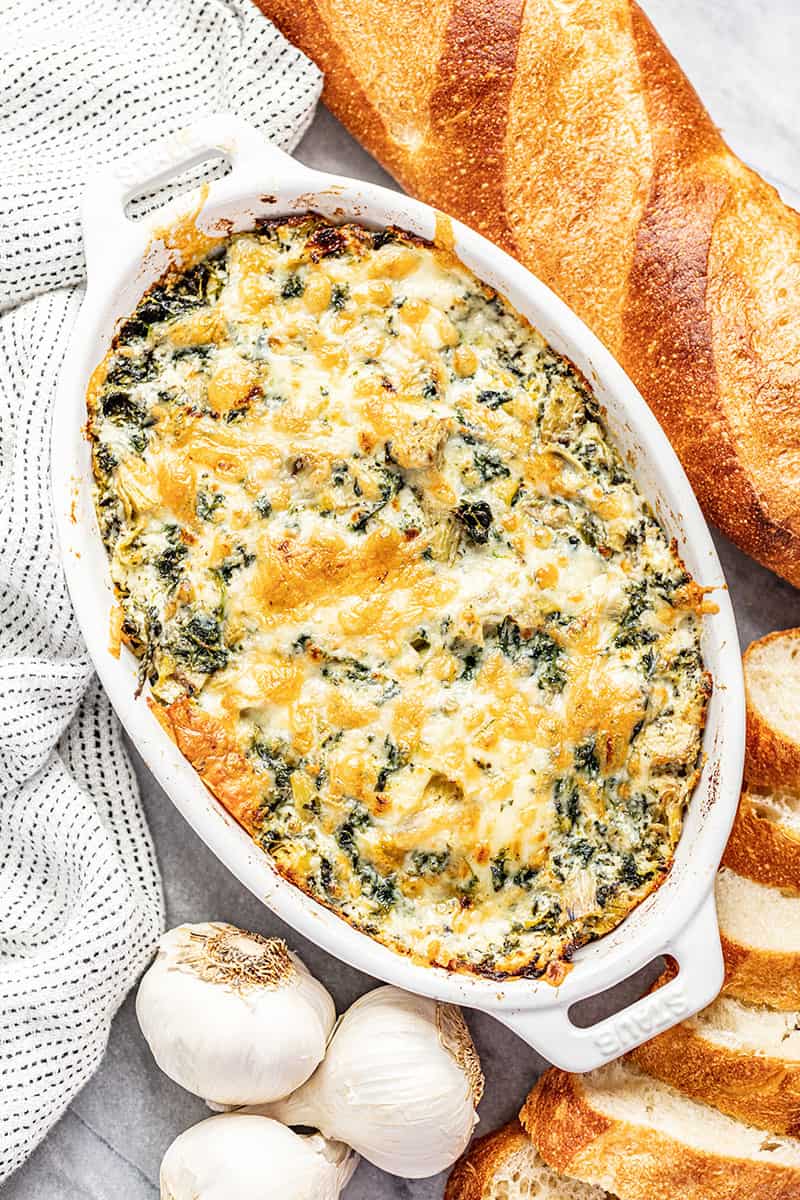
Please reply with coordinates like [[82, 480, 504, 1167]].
[[722, 790, 800, 894], [444, 1121, 613, 1200], [744, 629, 800, 792], [521, 1061, 800, 1200], [717, 866, 800, 1009], [630, 966, 800, 1134]]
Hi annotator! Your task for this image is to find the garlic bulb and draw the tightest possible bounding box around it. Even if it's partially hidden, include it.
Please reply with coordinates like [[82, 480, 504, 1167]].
[[137, 923, 335, 1106], [261, 984, 484, 1178], [160, 1113, 357, 1200]]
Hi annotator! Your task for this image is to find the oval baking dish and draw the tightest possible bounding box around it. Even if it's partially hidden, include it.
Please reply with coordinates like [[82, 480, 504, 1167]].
[[52, 114, 744, 1071]]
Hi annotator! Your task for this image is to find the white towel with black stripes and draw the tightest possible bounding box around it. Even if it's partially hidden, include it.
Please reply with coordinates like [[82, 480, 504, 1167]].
[[0, 0, 321, 1180]]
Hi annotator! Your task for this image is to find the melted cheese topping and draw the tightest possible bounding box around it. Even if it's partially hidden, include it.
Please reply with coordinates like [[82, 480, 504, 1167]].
[[88, 216, 709, 978]]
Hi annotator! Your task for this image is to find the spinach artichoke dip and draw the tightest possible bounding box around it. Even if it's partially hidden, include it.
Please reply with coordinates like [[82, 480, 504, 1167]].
[[88, 215, 710, 980]]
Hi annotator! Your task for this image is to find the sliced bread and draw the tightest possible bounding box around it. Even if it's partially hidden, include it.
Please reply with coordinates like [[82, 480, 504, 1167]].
[[722, 790, 800, 894], [444, 1121, 613, 1200], [521, 1061, 800, 1200], [744, 629, 800, 793], [630, 966, 800, 1134], [717, 866, 800, 1009]]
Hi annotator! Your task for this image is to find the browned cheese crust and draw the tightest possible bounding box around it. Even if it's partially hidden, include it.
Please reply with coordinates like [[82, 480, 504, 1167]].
[[521, 1069, 800, 1200], [723, 792, 800, 895], [259, 0, 800, 587], [630, 966, 800, 1136], [155, 696, 264, 834]]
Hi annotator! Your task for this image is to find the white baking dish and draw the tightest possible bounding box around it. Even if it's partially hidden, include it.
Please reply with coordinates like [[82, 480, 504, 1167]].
[[52, 114, 744, 1072]]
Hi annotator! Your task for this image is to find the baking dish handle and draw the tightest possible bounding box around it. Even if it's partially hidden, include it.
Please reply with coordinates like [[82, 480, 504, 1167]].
[[495, 890, 723, 1073], [81, 113, 305, 275]]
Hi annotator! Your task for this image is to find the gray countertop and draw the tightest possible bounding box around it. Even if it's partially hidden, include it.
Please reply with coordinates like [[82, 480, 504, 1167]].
[[10, 1, 800, 1194]]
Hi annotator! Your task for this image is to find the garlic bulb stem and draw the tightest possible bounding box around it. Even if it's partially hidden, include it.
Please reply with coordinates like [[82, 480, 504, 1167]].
[[260, 985, 483, 1178], [137, 923, 335, 1106], [159, 1114, 357, 1200]]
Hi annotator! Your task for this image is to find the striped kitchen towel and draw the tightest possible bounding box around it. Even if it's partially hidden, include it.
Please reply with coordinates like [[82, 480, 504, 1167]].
[[0, 0, 321, 1180]]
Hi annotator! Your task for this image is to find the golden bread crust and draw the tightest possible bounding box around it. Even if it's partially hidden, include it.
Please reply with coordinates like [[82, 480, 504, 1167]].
[[444, 1121, 531, 1200], [722, 792, 800, 895], [520, 1071, 611, 1178], [259, 0, 800, 586], [721, 934, 800, 1011], [521, 1068, 800, 1200], [630, 967, 800, 1135]]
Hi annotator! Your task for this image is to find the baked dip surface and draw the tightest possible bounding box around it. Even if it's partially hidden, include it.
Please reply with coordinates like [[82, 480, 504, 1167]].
[[88, 215, 710, 979]]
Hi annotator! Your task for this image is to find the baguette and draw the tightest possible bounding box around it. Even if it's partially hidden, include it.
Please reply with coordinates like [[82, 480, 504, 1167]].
[[630, 966, 800, 1135], [521, 1062, 800, 1200], [258, 0, 800, 587], [743, 629, 800, 793], [444, 1121, 613, 1200], [717, 866, 800, 1010]]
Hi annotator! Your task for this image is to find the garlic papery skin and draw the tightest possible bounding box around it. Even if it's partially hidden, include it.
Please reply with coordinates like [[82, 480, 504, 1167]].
[[261, 984, 484, 1178], [136, 923, 335, 1106], [160, 1113, 357, 1200]]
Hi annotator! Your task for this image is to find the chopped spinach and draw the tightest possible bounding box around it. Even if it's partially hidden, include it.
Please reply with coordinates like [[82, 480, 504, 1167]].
[[105, 351, 155, 387], [94, 443, 117, 475], [195, 489, 225, 521], [477, 389, 512, 410], [154, 540, 187, 589], [614, 580, 653, 648], [376, 737, 406, 792], [252, 741, 295, 812], [318, 857, 335, 893], [319, 651, 400, 705], [409, 849, 450, 877], [281, 272, 305, 299], [101, 391, 149, 426], [172, 610, 229, 675], [459, 648, 482, 680], [117, 259, 221, 343], [213, 544, 255, 584], [554, 777, 581, 831], [473, 447, 510, 482], [491, 853, 509, 892], [350, 469, 402, 532], [330, 282, 349, 310], [574, 737, 599, 776], [496, 618, 567, 692]]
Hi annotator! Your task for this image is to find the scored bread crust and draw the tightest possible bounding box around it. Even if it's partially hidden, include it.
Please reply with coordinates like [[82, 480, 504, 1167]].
[[722, 792, 800, 895], [258, 0, 800, 588], [743, 630, 800, 793], [521, 1069, 800, 1200], [629, 967, 800, 1136]]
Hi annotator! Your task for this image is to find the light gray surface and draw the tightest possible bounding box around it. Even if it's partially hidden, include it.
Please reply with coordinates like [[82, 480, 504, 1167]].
[[9, 2, 800, 1195]]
